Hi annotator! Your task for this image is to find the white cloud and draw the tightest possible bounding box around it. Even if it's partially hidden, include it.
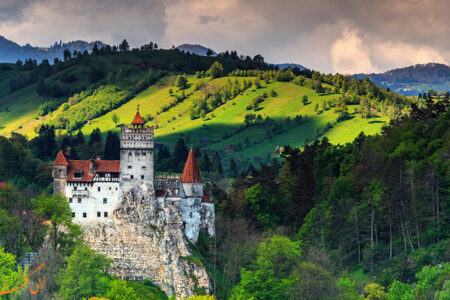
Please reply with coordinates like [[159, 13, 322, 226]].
[[330, 28, 378, 74], [371, 41, 446, 71]]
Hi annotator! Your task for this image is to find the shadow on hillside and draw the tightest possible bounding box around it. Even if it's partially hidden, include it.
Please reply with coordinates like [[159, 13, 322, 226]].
[[368, 120, 386, 124]]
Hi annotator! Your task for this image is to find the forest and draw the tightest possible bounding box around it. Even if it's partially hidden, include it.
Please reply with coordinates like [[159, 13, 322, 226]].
[[0, 44, 449, 299]]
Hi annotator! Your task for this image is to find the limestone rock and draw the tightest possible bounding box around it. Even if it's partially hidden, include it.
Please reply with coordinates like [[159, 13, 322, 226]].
[[82, 184, 210, 299]]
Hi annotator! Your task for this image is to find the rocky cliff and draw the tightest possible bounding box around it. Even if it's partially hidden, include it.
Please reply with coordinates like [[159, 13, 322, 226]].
[[81, 184, 211, 298]]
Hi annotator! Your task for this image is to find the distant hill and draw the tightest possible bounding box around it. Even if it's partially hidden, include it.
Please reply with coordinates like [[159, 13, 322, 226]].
[[353, 63, 450, 96], [275, 63, 307, 71], [0, 35, 105, 63], [176, 44, 217, 56]]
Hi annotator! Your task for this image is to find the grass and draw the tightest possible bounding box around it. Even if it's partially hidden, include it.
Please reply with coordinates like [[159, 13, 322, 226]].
[[1, 71, 392, 165]]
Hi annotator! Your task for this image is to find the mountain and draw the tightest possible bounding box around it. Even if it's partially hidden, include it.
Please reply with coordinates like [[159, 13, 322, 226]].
[[353, 63, 450, 96], [176, 44, 217, 56], [275, 63, 307, 70], [0, 35, 105, 63]]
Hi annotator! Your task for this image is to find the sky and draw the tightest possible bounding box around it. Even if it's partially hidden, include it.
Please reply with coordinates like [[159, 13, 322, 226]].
[[0, 0, 449, 74]]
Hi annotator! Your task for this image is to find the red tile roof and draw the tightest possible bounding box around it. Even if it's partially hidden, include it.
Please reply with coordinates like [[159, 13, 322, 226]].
[[132, 111, 144, 125], [66, 160, 120, 182], [53, 150, 68, 166], [181, 150, 202, 183]]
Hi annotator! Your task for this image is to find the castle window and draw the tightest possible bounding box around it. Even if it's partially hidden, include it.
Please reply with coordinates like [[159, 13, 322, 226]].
[[128, 152, 132, 161], [103, 198, 107, 204], [83, 212, 87, 218], [69, 198, 73, 203], [141, 175, 144, 179], [143, 152, 146, 157], [128, 165, 132, 169], [109, 187, 111, 190], [72, 212, 75, 218], [74, 171, 82, 179], [78, 198, 82, 203], [97, 212, 101, 217], [142, 166, 146, 170], [85, 187, 87, 190], [104, 212, 108, 217], [131, 175, 134, 179], [74, 186, 77, 190], [98, 187, 101, 192]]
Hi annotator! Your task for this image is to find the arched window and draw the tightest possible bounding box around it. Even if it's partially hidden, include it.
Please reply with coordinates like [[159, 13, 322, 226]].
[[128, 152, 132, 162]]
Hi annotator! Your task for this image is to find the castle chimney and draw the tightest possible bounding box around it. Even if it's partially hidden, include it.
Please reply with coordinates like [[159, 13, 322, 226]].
[[89, 157, 95, 174], [65, 147, 71, 159], [96, 155, 101, 160]]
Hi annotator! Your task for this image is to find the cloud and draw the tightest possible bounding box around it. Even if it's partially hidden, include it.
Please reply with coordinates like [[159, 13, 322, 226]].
[[162, 0, 272, 51], [0, 0, 448, 73], [0, 0, 166, 47], [330, 28, 378, 74]]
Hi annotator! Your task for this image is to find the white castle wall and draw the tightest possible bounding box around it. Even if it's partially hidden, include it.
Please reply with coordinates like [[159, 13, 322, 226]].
[[66, 181, 120, 222]]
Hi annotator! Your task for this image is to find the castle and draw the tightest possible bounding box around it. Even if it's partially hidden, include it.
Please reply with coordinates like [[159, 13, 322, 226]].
[[52, 109, 215, 242]]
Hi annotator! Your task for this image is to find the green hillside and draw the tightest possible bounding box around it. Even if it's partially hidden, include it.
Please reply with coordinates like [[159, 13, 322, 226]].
[[0, 49, 408, 167]]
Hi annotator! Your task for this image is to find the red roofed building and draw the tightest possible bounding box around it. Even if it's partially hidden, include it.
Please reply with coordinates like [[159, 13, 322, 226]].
[[52, 107, 215, 242]]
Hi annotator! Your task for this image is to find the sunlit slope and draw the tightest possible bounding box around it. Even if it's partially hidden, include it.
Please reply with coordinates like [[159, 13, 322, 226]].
[[78, 76, 388, 160]]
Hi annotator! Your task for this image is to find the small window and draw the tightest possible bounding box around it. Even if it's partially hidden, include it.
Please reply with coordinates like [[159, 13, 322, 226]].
[[142, 166, 146, 170], [97, 212, 101, 217], [72, 212, 75, 218], [98, 187, 101, 192], [85, 187, 87, 190], [109, 187, 111, 190], [104, 212, 108, 217], [130, 175, 134, 179], [116, 187, 118, 191], [74, 186, 77, 190], [83, 212, 87, 218], [69, 198, 73, 203], [103, 198, 107, 204], [141, 175, 144, 179], [78, 198, 82, 203], [128, 165, 132, 169]]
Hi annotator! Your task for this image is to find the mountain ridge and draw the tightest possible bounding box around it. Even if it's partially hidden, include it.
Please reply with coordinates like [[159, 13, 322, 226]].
[[0, 35, 105, 63], [353, 62, 450, 95]]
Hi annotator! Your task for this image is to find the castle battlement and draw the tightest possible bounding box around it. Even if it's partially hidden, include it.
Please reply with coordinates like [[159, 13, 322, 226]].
[[52, 109, 214, 243]]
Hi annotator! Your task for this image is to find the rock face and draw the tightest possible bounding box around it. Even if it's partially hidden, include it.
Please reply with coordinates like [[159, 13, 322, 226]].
[[82, 183, 211, 298]]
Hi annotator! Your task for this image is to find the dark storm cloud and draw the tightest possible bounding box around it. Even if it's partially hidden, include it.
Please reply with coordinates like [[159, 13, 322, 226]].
[[1, 0, 448, 73]]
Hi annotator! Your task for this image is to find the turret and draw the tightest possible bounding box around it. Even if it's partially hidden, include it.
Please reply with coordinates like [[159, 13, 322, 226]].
[[181, 149, 203, 197], [53, 150, 68, 194], [119, 106, 154, 196]]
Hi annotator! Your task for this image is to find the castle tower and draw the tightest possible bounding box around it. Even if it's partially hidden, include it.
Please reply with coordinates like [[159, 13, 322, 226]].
[[53, 150, 68, 194], [181, 149, 203, 197], [119, 107, 154, 195]]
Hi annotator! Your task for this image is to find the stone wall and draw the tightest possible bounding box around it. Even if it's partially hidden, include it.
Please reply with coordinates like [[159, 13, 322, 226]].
[[81, 183, 211, 299]]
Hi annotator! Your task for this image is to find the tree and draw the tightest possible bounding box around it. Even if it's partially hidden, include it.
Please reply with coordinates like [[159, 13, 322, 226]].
[[230, 158, 238, 177], [33, 124, 56, 160], [206, 49, 213, 56], [232, 235, 301, 300], [207, 61, 224, 79], [104, 131, 120, 160], [63, 49, 71, 61], [176, 74, 188, 90], [173, 138, 189, 171], [111, 113, 120, 127], [302, 95, 308, 105], [106, 280, 137, 300], [36, 194, 72, 251], [89, 128, 102, 146], [92, 44, 99, 56], [212, 152, 223, 174], [364, 283, 387, 300], [119, 39, 130, 52], [314, 80, 324, 93], [244, 184, 278, 229], [58, 245, 111, 299], [0, 248, 26, 295]]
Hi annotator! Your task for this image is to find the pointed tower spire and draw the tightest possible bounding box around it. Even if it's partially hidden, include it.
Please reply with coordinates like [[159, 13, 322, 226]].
[[131, 105, 144, 125], [181, 149, 202, 183], [53, 150, 68, 165]]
